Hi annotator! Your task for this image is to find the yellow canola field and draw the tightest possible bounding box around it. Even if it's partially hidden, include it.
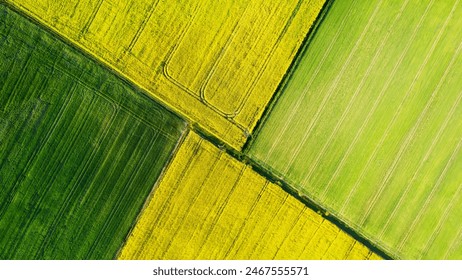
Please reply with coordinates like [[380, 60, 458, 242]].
[[6, 0, 326, 150], [118, 131, 381, 259]]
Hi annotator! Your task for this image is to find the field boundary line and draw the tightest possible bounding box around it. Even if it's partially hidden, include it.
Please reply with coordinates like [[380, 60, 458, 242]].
[[281, 0, 383, 174], [318, 224, 342, 259], [243, 157, 394, 259], [201, 0, 306, 118], [86, 122, 162, 259], [129, 130, 201, 259], [299, 219, 337, 258], [161, 0, 251, 132], [3, 1, 233, 146], [320, 1, 432, 201], [242, 0, 335, 154], [191, 119, 394, 259], [261, 0, 353, 163], [191, 121, 394, 260], [114, 127, 189, 259], [2, 0, 393, 260]]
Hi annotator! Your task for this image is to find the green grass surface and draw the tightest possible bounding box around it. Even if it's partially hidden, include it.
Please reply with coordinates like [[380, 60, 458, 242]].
[[0, 4, 185, 259], [249, 0, 462, 259]]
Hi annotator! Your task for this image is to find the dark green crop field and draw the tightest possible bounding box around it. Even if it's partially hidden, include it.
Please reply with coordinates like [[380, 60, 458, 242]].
[[0, 4, 185, 259]]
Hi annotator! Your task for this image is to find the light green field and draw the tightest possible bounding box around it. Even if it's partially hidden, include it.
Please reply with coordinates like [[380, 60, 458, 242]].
[[249, 0, 462, 259], [0, 4, 185, 259]]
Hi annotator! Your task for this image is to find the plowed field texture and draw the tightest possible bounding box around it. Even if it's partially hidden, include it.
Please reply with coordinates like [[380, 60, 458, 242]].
[[0, 4, 185, 259], [249, 0, 462, 259]]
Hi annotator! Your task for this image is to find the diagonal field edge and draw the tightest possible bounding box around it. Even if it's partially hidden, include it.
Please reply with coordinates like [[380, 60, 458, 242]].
[[115, 128, 191, 259], [0, 2, 187, 259], [2, 0, 392, 259], [242, 0, 335, 153], [0, 0, 183, 131], [194, 128, 394, 260]]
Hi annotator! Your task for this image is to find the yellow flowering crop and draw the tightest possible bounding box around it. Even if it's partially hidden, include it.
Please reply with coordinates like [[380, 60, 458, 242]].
[[6, 0, 326, 150], [118, 132, 380, 259]]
